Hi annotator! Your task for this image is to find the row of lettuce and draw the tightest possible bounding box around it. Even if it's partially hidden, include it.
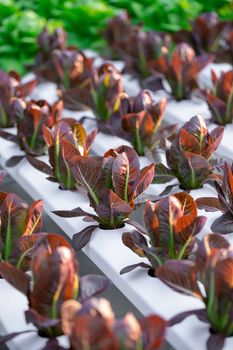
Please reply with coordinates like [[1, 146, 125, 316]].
[[0, 0, 232, 74], [0, 178, 166, 349], [1, 81, 233, 349], [0, 19, 233, 350]]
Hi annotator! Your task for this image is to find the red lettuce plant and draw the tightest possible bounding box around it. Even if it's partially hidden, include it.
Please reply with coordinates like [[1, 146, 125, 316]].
[[0, 70, 36, 128], [153, 115, 224, 190], [196, 162, 233, 234], [202, 69, 233, 125], [121, 192, 206, 275], [15, 99, 62, 154], [102, 11, 133, 57], [147, 43, 213, 100], [27, 120, 97, 190], [0, 99, 62, 166], [53, 48, 94, 92], [61, 297, 166, 350], [34, 27, 67, 81], [173, 12, 233, 64], [53, 146, 154, 249], [33, 27, 94, 94], [157, 233, 233, 350], [121, 92, 176, 156], [62, 63, 126, 122], [103, 11, 171, 79], [0, 233, 109, 338], [37, 27, 67, 56], [0, 192, 43, 265]]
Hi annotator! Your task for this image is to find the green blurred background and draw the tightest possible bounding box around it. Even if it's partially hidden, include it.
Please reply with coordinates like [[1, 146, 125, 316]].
[[0, 0, 232, 74]]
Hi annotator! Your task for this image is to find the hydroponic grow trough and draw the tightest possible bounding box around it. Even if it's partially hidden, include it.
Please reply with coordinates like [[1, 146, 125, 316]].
[[1, 123, 233, 350], [1, 53, 233, 350]]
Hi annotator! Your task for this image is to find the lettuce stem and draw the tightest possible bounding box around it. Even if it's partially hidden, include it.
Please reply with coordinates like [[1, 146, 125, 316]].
[[177, 235, 192, 260], [207, 271, 215, 320], [16, 247, 33, 270], [138, 41, 148, 78], [54, 134, 62, 183], [0, 102, 8, 127], [135, 126, 144, 155], [175, 78, 184, 101], [169, 222, 175, 259], [29, 125, 39, 150], [226, 85, 233, 123], [72, 274, 79, 300], [3, 211, 12, 261]]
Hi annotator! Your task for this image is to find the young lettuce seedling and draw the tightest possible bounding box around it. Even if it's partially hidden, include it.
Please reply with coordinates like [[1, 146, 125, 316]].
[[196, 162, 233, 234], [0, 233, 109, 339], [27, 120, 97, 190], [153, 115, 224, 190], [147, 43, 213, 100], [121, 91, 176, 156], [34, 27, 67, 81], [53, 146, 154, 249], [61, 63, 127, 123], [202, 69, 233, 125], [0, 192, 43, 266], [174, 12, 233, 64], [103, 11, 171, 79], [34, 27, 95, 93], [121, 192, 206, 275], [61, 297, 166, 350], [53, 48, 94, 92], [0, 69, 36, 128], [157, 233, 233, 350], [0, 99, 62, 166]]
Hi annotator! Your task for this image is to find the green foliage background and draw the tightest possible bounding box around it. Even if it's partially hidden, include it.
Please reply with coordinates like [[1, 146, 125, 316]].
[[0, 0, 232, 74]]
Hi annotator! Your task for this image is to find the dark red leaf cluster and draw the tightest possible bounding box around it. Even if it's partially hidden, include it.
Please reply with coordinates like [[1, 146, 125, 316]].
[[196, 162, 233, 234], [54, 146, 154, 248], [27, 119, 97, 190], [61, 297, 166, 350], [0, 192, 43, 266], [121, 91, 176, 156], [0, 99, 63, 166], [34, 27, 93, 87], [153, 115, 224, 190], [202, 69, 233, 125], [103, 11, 171, 78], [0, 233, 109, 338], [157, 233, 233, 350], [121, 191, 206, 275], [146, 43, 213, 100], [0, 70, 36, 128], [173, 12, 233, 64], [62, 62, 126, 122]]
